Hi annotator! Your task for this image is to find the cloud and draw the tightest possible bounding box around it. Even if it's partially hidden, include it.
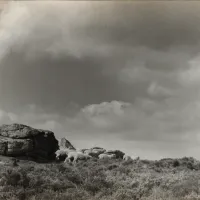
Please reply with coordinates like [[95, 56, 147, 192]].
[[1, 1, 200, 159], [82, 101, 131, 117], [147, 82, 173, 98], [0, 110, 13, 124], [65, 100, 200, 144], [1, 98, 200, 159], [0, 1, 200, 112], [0, 2, 33, 60], [1, 1, 200, 61], [179, 55, 200, 87]]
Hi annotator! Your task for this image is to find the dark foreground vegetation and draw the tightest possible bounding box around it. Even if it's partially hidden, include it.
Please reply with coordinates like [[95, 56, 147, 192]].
[[0, 156, 200, 200]]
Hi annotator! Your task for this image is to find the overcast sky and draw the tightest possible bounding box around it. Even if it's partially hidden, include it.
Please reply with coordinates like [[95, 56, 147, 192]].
[[1, 1, 200, 159]]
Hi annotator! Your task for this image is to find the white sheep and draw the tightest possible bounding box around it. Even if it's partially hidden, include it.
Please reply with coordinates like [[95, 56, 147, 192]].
[[64, 151, 92, 164], [123, 155, 132, 161], [98, 153, 116, 159], [55, 149, 75, 161]]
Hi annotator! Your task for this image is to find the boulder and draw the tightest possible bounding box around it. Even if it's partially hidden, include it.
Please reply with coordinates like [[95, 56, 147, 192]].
[[0, 123, 59, 160], [59, 138, 75, 150], [84, 147, 106, 158], [105, 150, 125, 159], [79, 148, 89, 153]]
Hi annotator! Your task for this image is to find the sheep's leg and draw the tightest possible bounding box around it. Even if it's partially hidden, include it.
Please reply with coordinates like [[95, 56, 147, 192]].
[[73, 156, 79, 164], [56, 155, 60, 161], [64, 157, 68, 163]]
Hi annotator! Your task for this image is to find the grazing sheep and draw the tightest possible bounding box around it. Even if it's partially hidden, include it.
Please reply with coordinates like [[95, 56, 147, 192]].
[[64, 151, 92, 164], [55, 149, 75, 161], [98, 153, 116, 159], [123, 155, 132, 161], [105, 150, 125, 159]]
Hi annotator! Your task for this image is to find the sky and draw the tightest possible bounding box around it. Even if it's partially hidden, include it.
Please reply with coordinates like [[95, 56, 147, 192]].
[[1, 1, 200, 159]]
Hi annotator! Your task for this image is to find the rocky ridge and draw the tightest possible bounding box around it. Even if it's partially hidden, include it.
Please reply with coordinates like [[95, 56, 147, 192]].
[[0, 124, 59, 160]]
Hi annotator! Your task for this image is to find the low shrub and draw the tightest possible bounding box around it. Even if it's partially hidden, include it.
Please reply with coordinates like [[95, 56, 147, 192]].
[[0, 157, 199, 200]]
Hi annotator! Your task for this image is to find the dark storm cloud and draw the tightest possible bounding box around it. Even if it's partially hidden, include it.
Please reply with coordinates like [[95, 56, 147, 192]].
[[1, 1, 200, 111], [76, 2, 200, 51], [0, 50, 133, 113]]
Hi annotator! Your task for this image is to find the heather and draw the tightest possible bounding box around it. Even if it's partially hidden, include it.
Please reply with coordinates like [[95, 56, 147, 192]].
[[0, 156, 200, 200]]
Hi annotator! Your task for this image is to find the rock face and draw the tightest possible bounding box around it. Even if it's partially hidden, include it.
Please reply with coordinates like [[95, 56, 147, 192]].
[[0, 124, 59, 160], [59, 138, 76, 150], [83, 147, 106, 158]]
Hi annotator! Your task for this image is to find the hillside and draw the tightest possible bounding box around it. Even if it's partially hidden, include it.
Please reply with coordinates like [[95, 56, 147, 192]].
[[0, 156, 200, 200]]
